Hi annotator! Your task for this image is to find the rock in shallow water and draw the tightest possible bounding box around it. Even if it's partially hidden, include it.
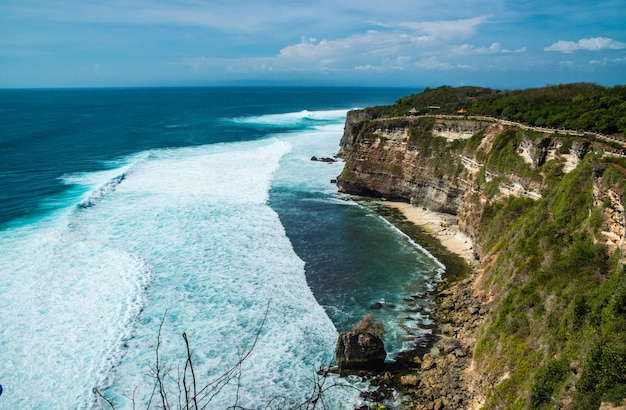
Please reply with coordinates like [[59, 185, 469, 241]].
[[335, 331, 386, 371]]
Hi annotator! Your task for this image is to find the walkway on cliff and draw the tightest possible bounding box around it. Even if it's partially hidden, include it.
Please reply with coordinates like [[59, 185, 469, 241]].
[[428, 114, 626, 148]]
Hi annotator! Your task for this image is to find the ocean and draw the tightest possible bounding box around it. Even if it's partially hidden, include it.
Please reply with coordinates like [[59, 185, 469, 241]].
[[0, 87, 442, 409]]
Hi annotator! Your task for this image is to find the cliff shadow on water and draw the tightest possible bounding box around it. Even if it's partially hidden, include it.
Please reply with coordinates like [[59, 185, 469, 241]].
[[271, 185, 452, 362]]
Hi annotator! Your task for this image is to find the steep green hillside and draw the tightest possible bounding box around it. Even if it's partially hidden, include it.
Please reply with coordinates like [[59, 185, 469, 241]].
[[422, 116, 626, 408], [338, 84, 626, 408], [474, 154, 626, 408]]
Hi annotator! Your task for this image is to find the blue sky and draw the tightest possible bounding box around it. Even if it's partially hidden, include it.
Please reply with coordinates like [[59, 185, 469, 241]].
[[1, 0, 625, 89]]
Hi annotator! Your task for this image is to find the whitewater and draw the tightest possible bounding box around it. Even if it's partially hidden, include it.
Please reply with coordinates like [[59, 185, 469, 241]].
[[0, 109, 352, 409], [0, 88, 439, 409]]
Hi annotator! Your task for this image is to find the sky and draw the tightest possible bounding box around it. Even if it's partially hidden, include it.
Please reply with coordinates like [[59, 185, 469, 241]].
[[1, 0, 625, 89]]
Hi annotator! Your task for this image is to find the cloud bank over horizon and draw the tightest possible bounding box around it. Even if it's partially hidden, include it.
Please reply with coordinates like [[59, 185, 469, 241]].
[[1, 0, 625, 89]]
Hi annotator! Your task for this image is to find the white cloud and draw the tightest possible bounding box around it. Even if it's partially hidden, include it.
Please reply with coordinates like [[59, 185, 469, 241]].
[[452, 42, 500, 55], [589, 56, 626, 66], [389, 16, 491, 40], [189, 15, 488, 77], [451, 42, 526, 55], [354, 56, 412, 72], [544, 37, 626, 53], [354, 64, 398, 72], [502, 46, 527, 54], [414, 56, 472, 71], [478, 42, 501, 53], [278, 30, 430, 63], [354, 64, 378, 71], [451, 44, 476, 54]]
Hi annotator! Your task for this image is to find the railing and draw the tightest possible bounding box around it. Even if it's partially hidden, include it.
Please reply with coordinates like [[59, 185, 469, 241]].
[[378, 113, 626, 156], [427, 114, 625, 146]]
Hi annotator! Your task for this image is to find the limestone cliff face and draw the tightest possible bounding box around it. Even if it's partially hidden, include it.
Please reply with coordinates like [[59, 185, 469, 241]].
[[594, 171, 626, 263], [336, 110, 614, 257], [338, 115, 473, 215]]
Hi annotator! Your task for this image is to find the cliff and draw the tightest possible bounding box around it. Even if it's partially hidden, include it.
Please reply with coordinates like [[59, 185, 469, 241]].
[[338, 116, 473, 214], [337, 101, 626, 409]]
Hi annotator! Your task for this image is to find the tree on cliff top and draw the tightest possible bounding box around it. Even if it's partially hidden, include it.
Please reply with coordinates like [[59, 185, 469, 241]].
[[367, 83, 626, 135]]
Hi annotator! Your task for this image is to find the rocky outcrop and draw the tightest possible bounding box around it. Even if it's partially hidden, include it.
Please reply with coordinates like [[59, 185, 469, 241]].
[[399, 276, 490, 409], [337, 116, 475, 215], [335, 331, 387, 371], [593, 166, 626, 263], [335, 314, 388, 372], [517, 136, 591, 170], [433, 119, 486, 141]]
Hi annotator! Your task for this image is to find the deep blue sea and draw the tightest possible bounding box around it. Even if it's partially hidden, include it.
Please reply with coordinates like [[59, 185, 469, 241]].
[[0, 87, 442, 409]]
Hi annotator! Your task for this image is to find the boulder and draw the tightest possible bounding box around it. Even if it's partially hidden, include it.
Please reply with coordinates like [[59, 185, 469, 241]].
[[401, 374, 420, 387], [311, 156, 337, 163], [420, 354, 436, 371], [335, 331, 386, 370]]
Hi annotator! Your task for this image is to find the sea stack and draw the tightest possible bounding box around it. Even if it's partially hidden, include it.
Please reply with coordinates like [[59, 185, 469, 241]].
[[335, 315, 387, 372], [335, 331, 387, 371]]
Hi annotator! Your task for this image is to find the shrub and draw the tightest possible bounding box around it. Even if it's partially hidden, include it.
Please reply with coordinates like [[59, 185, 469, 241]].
[[531, 359, 569, 408], [576, 339, 626, 407], [602, 166, 623, 188], [559, 137, 574, 154]]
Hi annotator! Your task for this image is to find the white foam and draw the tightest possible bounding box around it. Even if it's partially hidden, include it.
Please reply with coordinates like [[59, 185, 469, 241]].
[[93, 139, 352, 407], [117, 141, 291, 204], [0, 221, 153, 409], [232, 109, 350, 127], [0, 137, 355, 409]]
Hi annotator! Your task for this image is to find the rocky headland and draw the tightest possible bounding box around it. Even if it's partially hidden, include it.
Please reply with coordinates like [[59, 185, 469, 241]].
[[334, 84, 626, 409]]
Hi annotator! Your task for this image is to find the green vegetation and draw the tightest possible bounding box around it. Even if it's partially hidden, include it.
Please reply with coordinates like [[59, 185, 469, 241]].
[[365, 83, 626, 135], [558, 136, 574, 154], [407, 117, 436, 145], [339, 168, 357, 182], [464, 128, 487, 158], [531, 358, 570, 408], [363, 85, 498, 118], [347, 83, 626, 408], [472, 153, 626, 408], [471, 83, 626, 134], [485, 129, 533, 178]]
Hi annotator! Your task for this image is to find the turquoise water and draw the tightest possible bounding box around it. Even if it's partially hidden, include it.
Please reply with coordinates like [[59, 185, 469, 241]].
[[0, 87, 439, 409]]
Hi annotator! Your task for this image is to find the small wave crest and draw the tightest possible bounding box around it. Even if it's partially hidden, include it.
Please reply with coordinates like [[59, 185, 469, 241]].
[[77, 172, 127, 208], [60, 152, 151, 210], [231, 108, 349, 128]]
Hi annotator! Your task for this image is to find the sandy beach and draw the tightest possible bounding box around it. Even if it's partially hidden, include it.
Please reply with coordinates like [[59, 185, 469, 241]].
[[382, 201, 478, 268]]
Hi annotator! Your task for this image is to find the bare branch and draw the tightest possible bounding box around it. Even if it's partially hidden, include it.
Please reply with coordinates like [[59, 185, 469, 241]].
[[122, 386, 139, 410], [181, 361, 190, 410], [155, 310, 170, 410], [196, 299, 272, 407], [182, 332, 198, 410], [93, 387, 116, 410], [92, 300, 358, 410]]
